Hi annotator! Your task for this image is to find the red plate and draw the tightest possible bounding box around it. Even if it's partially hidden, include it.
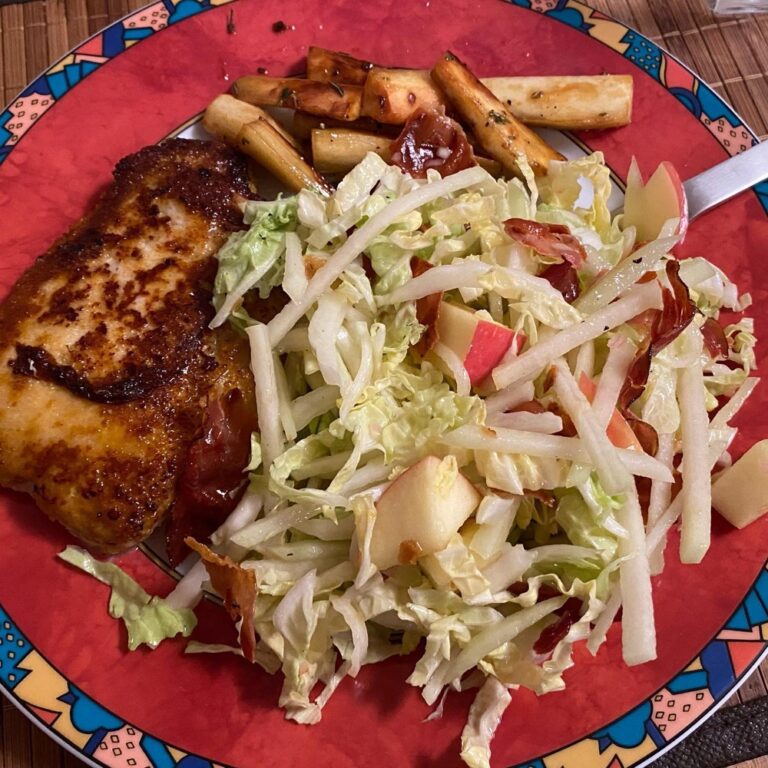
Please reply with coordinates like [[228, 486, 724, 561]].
[[0, 2, 766, 767]]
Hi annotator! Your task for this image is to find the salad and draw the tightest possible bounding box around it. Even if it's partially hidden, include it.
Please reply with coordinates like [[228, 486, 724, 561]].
[[63, 145, 761, 768]]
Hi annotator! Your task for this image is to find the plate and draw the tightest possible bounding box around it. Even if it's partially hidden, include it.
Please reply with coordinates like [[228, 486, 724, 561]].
[[1, 2, 767, 767]]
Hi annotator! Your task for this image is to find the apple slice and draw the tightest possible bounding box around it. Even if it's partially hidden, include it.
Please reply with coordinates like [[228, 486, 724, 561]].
[[578, 372, 643, 451], [712, 440, 768, 529], [623, 158, 688, 242], [370, 455, 481, 570], [435, 302, 523, 386]]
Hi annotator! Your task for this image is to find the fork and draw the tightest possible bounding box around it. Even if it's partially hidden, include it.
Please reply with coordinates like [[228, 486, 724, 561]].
[[684, 139, 768, 222]]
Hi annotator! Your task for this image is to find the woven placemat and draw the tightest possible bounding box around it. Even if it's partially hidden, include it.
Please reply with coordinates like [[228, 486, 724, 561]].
[[592, 0, 768, 141], [0, 1, 767, 767], [657, 697, 768, 768]]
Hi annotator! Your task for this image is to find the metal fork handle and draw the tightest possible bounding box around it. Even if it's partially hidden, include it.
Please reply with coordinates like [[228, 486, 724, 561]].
[[684, 140, 768, 221]]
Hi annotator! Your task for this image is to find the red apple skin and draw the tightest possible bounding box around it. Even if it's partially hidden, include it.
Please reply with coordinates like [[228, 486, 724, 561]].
[[578, 372, 642, 451], [435, 302, 526, 387], [464, 322, 521, 385]]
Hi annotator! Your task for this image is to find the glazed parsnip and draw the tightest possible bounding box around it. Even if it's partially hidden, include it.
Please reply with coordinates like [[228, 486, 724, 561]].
[[233, 75, 363, 121], [311, 127, 502, 176], [311, 128, 391, 174], [361, 71, 633, 129], [204, 95, 329, 195], [235, 119, 330, 195], [291, 110, 398, 140], [431, 51, 564, 176], [306, 45, 374, 85], [203, 94, 302, 150], [484, 74, 633, 129], [361, 68, 446, 124], [305, 47, 633, 130]]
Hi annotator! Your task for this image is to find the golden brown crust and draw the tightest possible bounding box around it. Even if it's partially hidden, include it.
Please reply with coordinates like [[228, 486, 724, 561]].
[[0, 140, 250, 402], [0, 139, 256, 552]]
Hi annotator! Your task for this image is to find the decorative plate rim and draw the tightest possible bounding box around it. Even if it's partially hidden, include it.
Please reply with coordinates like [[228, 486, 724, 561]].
[[1, 2, 767, 767]]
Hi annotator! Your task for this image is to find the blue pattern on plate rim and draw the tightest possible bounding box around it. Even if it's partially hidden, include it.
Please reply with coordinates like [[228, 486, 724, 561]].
[[0, 2, 766, 767]]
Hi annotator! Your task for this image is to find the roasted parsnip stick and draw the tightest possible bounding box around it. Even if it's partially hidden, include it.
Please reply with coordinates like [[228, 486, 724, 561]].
[[203, 94, 302, 150], [306, 45, 374, 85], [311, 128, 502, 177], [311, 129, 391, 174], [204, 95, 329, 195], [484, 75, 633, 130], [361, 68, 446, 124], [431, 52, 564, 176], [291, 111, 398, 141], [236, 120, 331, 195], [233, 75, 363, 121], [304, 48, 632, 130], [362, 71, 632, 129]]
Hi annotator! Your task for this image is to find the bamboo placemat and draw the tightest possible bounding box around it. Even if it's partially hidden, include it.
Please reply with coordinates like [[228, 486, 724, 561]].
[[1, 0, 767, 766]]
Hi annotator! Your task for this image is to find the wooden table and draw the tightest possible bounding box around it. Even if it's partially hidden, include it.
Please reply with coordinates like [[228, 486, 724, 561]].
[[0, 0, 767, 766]]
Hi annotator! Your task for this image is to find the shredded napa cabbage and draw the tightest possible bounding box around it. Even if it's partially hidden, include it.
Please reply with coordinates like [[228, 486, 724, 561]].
[[59, 547, 197, 650], [64, 148, 760, 768]]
